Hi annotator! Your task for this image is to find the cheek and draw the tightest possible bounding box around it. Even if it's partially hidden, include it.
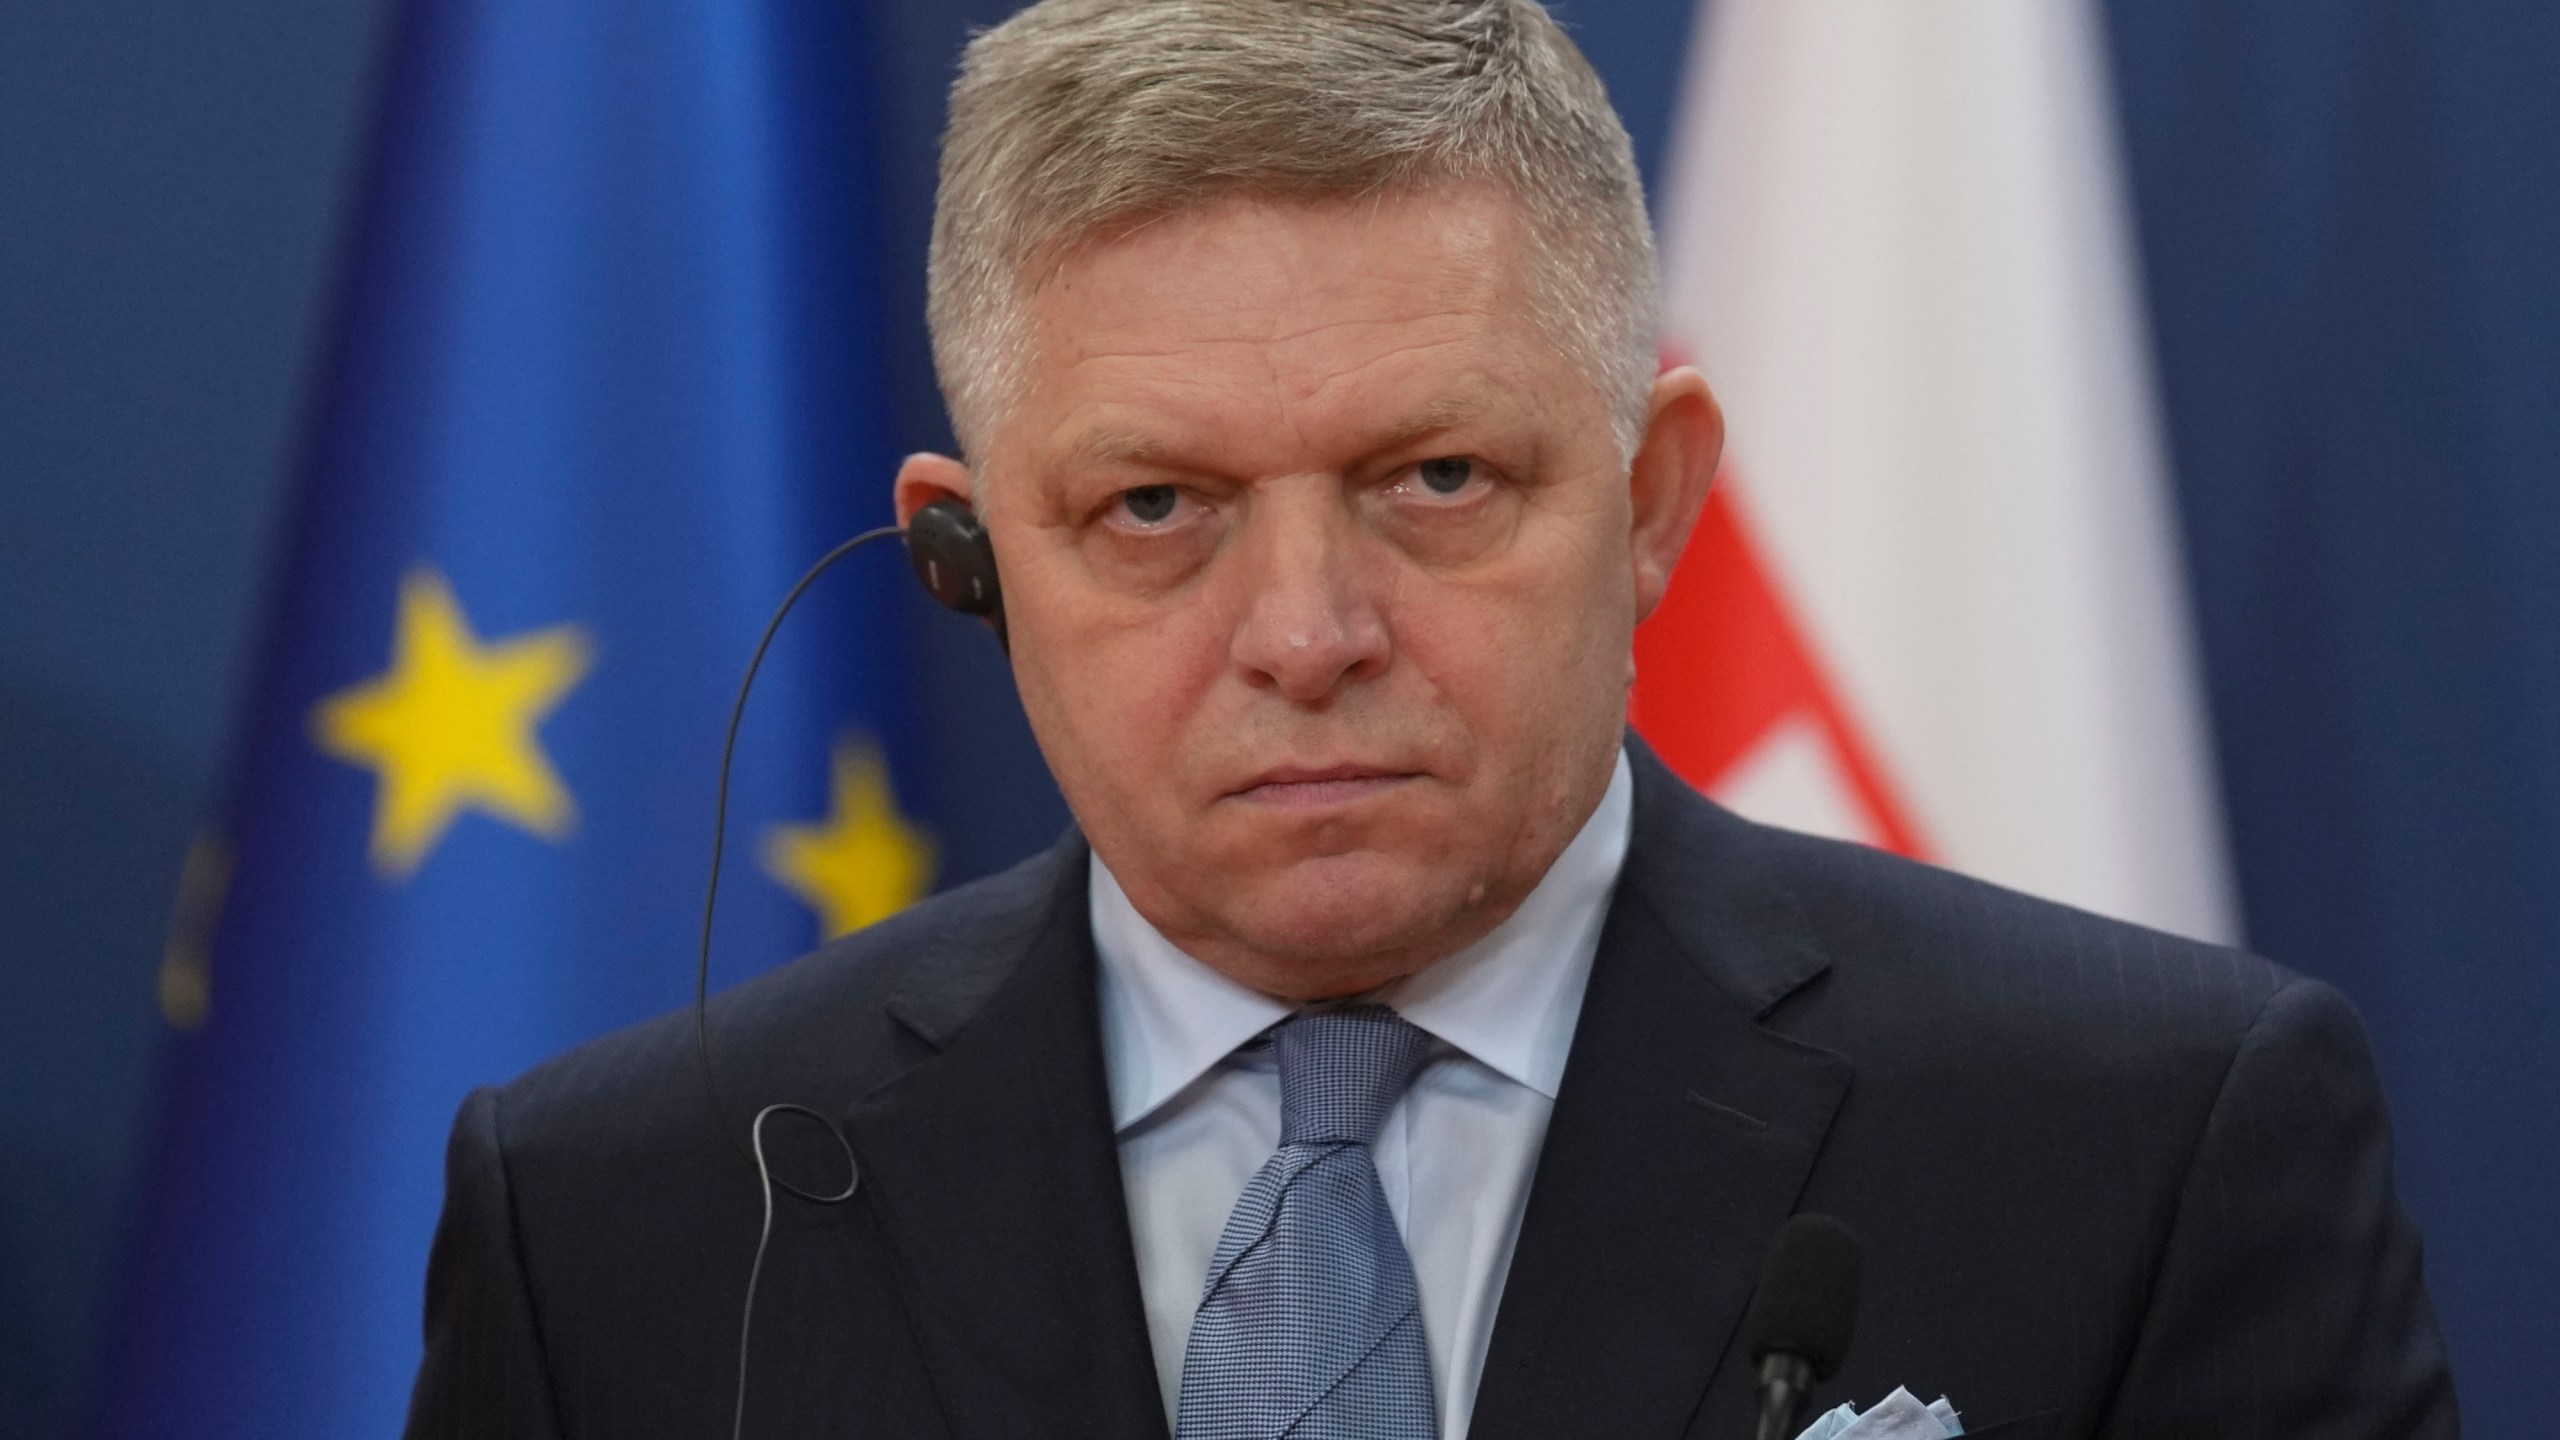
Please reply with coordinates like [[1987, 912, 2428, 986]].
[[1010, 568, 1230, 804], [1393, 532, 1633, 757]]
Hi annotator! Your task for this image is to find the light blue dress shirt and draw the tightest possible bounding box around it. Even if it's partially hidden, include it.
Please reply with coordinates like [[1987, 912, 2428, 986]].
[[1092, 750, 1634, 1439]]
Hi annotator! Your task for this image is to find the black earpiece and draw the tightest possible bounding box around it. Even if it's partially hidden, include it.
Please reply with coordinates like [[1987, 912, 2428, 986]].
[[904, 495, 1003, 620]]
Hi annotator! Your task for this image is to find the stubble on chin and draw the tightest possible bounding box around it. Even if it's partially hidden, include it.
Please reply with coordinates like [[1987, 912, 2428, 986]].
[[1150, 825, 1532, 999]]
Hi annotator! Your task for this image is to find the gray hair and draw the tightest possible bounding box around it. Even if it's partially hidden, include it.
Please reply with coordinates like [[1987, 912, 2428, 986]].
[[927, 0, 1658, 462]]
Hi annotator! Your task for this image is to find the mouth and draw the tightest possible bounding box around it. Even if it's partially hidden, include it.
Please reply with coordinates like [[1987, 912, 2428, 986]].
[[1225, 763, 1421, 809]]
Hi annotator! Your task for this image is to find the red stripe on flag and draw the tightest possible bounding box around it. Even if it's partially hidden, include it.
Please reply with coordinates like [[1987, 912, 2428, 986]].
[[1631, 479, 1934, 860]]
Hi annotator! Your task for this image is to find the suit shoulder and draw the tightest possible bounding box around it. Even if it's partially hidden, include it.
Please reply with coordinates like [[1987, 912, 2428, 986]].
[[485, 835, 1080, 1160], [1623, 746, 2291, 1042], [1702, 821, 2354, 1217], [1721, 815, 2296, 1064]]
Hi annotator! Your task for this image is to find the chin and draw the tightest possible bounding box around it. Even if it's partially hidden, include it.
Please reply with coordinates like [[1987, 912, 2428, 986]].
[[1224, 852, 1480, 969]]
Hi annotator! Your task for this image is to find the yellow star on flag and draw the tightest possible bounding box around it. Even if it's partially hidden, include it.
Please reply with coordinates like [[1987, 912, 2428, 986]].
[[762, 736, 936, 939], [310, 567, 594, 879]]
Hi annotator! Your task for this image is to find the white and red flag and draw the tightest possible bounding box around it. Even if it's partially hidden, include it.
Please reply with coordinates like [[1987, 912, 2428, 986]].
[[1636, 0, 2236, 940]]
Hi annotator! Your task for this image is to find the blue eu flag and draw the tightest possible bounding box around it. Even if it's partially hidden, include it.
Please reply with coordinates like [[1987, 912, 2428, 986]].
[[94, 1, 925, 1431]]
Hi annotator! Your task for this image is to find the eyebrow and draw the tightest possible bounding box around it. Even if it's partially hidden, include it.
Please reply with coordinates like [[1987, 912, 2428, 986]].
[[1054, 391, 1503, 474], [1060, 427, 1174, 470]]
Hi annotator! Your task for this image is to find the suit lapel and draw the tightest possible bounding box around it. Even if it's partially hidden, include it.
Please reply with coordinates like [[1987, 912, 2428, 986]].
[[840, 837, 1171, 1440], [1469, 744, 1854, 1440]]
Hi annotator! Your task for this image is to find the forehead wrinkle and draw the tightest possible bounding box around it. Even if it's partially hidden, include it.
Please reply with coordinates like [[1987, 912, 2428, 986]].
[[1276, 329, 1496, 412], [1047, 332, 1496, 466], [1041, 200, 1514, 362], [1267, 308, 1560, 455], [1247, 301, 1488, 356], [1279, 370, 1504, 456], [1023, 198, 1567, 477], [1052, 300, 1481, 373]]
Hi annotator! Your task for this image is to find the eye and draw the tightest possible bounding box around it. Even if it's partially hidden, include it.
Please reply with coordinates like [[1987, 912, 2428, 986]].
[[1380, 454, 1499, 513], [1415, 457, 1476, 495], [1118, 484, 1180, 525]]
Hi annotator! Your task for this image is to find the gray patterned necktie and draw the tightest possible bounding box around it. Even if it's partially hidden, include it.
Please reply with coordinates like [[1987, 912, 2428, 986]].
[[1175, 1006, 1438, 1440]]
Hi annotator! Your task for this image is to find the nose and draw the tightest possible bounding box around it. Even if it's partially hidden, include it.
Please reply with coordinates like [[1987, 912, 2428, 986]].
[[1227, 481, 1391, 703]]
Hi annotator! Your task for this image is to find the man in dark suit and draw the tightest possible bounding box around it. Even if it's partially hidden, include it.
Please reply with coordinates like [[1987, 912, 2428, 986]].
[[408, 1, 2454, 1435]]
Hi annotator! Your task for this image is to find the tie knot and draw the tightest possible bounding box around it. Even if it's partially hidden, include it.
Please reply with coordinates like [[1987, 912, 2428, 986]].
[[1272, 1006, 1433, 1147]]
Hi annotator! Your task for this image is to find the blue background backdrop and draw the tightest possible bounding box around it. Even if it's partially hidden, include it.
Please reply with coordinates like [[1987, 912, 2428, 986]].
[[1, 0, 2549, 1433]]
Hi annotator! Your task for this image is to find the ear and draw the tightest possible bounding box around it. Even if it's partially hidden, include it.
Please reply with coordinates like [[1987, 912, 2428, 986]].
[[893, 452, 975, 528], [1626, 366, 1724, 623]]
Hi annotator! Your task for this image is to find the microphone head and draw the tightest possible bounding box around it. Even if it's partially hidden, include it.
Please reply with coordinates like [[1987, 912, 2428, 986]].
[[1743, 1213, 1863, 1380]]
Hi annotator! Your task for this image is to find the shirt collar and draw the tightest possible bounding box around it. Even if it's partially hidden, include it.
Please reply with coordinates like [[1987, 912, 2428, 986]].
[[1091, 749, 1634, 1131]]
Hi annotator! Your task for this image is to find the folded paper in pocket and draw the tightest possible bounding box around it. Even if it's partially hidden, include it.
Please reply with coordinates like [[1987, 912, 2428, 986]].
[[1796, 1386, 1963, 1440]]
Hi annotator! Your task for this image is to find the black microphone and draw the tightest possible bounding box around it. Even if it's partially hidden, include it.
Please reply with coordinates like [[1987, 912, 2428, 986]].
[[1743, 1213, 1863, 1440]]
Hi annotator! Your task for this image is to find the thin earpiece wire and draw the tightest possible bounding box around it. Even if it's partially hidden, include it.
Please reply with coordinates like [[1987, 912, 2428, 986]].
[[734, 1102, 858, 1440], [695, 525, 901, 1140], [697, 526, 897, 1440]]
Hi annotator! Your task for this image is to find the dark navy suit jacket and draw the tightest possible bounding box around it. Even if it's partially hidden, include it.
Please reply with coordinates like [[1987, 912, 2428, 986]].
[[406, 744, 2456, 1438]]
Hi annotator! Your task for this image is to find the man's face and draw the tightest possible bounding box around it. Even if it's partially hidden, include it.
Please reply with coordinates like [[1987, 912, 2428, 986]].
[[906, 184, 1717, 998]]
